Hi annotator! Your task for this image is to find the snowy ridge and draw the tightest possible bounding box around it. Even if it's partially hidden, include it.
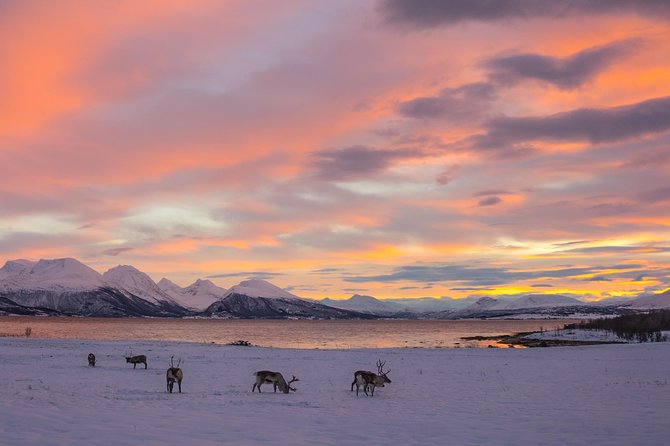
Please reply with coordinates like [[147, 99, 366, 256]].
[[496, 294, 585, 310], [629, 289, 670, 309], [458, 294, 584, 314], [158, 278, 226, 310]]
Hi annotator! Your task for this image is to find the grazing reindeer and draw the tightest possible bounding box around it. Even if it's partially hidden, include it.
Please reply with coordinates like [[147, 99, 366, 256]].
[[125, 352, 147, 369], [351, 360, 391, 397], [166, 356, 183, 394], [252, 371, 299, 394], [87, 353, 96, 367]]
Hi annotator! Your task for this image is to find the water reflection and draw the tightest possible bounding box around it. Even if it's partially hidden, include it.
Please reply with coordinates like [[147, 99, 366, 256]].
[[0, 317, 573, 349]]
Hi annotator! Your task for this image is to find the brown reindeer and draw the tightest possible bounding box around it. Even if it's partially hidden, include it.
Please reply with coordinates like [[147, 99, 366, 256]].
[[351, 360, 391, 396], [166, 356, 183, 393], [125, 354, 147, 369], [252, 371, 299, 394], [87, 353, 96, 367]]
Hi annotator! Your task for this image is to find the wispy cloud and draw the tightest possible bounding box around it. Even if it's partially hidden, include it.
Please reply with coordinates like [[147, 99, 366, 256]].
[[310, 145, 423, 181], [482, 40, 636, 89]]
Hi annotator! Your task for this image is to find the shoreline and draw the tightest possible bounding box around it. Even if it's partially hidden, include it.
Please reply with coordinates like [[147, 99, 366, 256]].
[[461, 331, 623, 348]]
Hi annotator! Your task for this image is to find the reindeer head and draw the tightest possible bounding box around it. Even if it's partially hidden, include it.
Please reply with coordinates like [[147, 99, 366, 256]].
[[376, 360, 391, 385], [287, 375, 299, 392]]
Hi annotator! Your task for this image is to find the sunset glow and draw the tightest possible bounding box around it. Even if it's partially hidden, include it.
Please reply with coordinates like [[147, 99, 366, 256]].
[[2, 0, 670, 300]]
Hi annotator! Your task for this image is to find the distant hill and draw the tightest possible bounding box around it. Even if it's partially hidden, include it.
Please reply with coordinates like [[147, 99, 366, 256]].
[[205, 279, 373, 319], [321, 294, 407, 315]]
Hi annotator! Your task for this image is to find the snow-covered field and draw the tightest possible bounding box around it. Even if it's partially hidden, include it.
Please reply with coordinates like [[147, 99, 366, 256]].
[[1, 338, 669, 446]]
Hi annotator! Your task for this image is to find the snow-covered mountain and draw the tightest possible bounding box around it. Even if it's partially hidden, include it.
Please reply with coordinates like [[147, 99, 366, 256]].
[[461, 296, 500, 313], [158, 278, 226, 311], [0, 258, 106, 292], [0, 258, 188, 317], [206, 279, 372, 319], [103, 265, 179, 306], [321, 294, 408, 315], [384, 296, 479, 312], [225, 279, 299, 300], [629, 289, 670, 309], [442, 294, 589, 319]]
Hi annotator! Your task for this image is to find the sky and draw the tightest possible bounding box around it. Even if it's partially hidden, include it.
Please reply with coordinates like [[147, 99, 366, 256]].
[[1, 0, 669, 300]]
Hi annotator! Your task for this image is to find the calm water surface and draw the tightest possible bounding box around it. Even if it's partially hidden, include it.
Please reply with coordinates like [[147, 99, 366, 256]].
[[0, 317, 576, 348]]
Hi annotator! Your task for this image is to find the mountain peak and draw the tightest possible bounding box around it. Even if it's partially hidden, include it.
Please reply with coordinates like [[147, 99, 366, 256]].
[[102, 264, 179, 305], [225, 279, 299, 300], [157, 277, 181, 290], [350, 294, 377, 302]]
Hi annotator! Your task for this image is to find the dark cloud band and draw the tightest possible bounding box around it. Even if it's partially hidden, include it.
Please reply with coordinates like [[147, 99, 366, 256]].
[[381, 0, 670, 28]]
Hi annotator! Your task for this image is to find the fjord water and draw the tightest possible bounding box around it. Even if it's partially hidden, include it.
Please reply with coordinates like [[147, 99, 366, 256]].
[[0, 317, 574, 348]]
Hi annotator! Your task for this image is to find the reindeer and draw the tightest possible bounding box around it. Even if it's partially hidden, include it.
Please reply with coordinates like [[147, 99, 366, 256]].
[[351, 360, 391, 397], [166, 356, 183, 393], [252, 371, 299, 394], [124, 351, 147, 369], [87, 353, 96, 367]]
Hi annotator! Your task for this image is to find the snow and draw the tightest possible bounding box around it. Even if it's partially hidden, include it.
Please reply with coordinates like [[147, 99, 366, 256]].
[[224, 279, 300, 300], [0, 258, 105, 292], [102, 265, 179, 305], [526, 328, 670, 343], [1, 338, 668, 445]]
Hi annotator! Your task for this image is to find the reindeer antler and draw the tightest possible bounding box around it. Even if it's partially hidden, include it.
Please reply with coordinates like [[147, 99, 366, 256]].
[[376, 359, 390, 375], [287, 375, 299, 391], [169, 356, 182, 368]]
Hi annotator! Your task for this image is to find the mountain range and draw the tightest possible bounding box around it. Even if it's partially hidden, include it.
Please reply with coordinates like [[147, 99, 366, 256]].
[[0, 257, 669, 318]]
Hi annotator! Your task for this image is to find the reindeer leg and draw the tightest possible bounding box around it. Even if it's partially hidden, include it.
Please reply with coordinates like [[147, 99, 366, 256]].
[[351, 379, 356, 392], [144, 362, 147, 369], [363, 384, 368, 396], [178, 380, 181, 393], [370, 385, 375, 397]]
